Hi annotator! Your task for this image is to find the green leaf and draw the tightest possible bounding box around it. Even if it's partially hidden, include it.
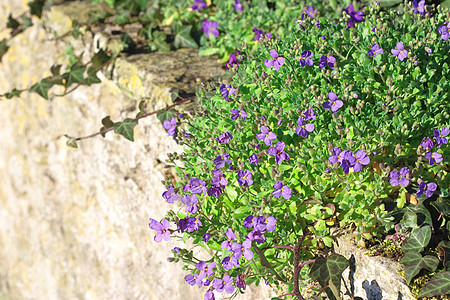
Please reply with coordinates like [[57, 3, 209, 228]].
[[309, 254, 349, 300], [400, 252, 439, 284], [50, 64, 62, 76], [232, 206, 251, 218], [198, 48, 220, 56], [150, 31, 170, 52], [29, 78, 54, 100], [278, 164, 292, 171], [91, 49, 111, 69], [417, 271, 450, 298], [66, 138, 78, 148], [174, 25, 198, 49], [99, 115, 115, 137], [85, 67, 101, 86], [63, 64, 86, 88], [438, 241, 450, 270], [7, 14, 20, 31], [224, 185, 238, 200], [113, 118, 138, 141], [0, 39, 9, 62], [402, 226, 431, 253], [4, 88, 23, 99], [28, 0, 46, 18], [121, 32, 137, 50]]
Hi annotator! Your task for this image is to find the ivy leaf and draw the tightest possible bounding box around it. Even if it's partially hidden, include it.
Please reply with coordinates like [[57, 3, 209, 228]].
[[100, 115, 115, 137], [309, 254, 349, 300], [7, 14, 20, 31], [66, 138, 78, 148], [0, 39, 9, 62], [4, 88, 23, 99], [91, 49, 111, 69], [29, 78, 54, 100], [50, 64, 62, 76], [150, 30, 170, 52], [63, 64, 86, 88], [174, 25, 198, 49], [85, 67, 101, 86], [437, 240, 450, 270], [28, 0, 46, 18], [402, 225, 431, 253], [113, 118, 138, 141], [156, 108, 176, 124], [417, 271, 450, 298], [400, 252, 439, 284]]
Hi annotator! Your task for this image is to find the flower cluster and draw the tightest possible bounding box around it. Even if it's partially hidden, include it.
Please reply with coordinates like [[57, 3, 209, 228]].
[[328, 147, 370, 174]]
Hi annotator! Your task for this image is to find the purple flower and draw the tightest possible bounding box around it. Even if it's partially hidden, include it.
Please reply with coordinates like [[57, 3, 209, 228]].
[[213, 153, 232, 169], [268, 141, 290, 163], [212, 278, 225, 293], [163, 117, 177, 136], [439, 22, 450, 41], [303, 108, 316, 121], [416, 181, 437, 198], [328, 147, 342, 164], [237, 170, 253, 186], [246, 229, 266, 243], [323, 92, 343, 112], [154, 219, 171, 242], [421, 136, 434, 150], [201, 20, 219, 37], [163, 186, 179, 203], [264, 49, 285, 71], [203, 233, 211, 243], [345, 4, 364, 28], [255, 216, 276, 232], [302, 5, 317, 19], [319, 55, 336, 69], [424, 151, 443, 166], [299, 50, 313, 67], [185, 274, 203, 287], [187, 217, 202, 232], [234, 0, 243, 12], [226, 53, 239, 70], [191, 178, 207, 194], [211, 169, 228, 186], [192, 0, 207, 10], [148, 218, 159, 230], [273, 181, 291, 199], [391, 42, 408, 61], [181, 194, 198, 214], [204, 290, 214, 300], [411, 0, 426, 14], [231, 108, 248, 120], [231, 239, 253, 260], [368, 43, 384, 57], [296, 117, 315, 138], [197, 261, 217, 279], [354, 150, 370, 172], [340, 150, 356, 174], [243, 215, 255, 228], [207, 185, 223, 197], [434, 127, 449, 146], [236, 273, 246, 290], [249, 154, 259, 166], [253, 28, 265, 41], [256, 125, 277, 146], [223, 275, 236, 294], [390, 167, 410, 187], [220, 84, 236, 100], [216, 132, 233, 144], [221, 256, 239, 270], [221, 228, 236, 251]]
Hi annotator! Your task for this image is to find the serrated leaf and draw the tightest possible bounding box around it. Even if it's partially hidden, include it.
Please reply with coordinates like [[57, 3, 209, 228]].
[[400, 252, 439, 284], [113, 118, 138, 141], [29, 78, 54, 100], [91, 49, 111, 69], [66, 138, 78, 148], [4, 88, 23, 99], [309, 254, 349, 300], [174, 25, 198, 49], [402, 226, 431, 253], [417, 271, 450, 298]]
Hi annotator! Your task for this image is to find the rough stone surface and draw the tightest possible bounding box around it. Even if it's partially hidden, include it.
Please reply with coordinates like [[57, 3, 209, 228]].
[[334, 235, 415, 300]]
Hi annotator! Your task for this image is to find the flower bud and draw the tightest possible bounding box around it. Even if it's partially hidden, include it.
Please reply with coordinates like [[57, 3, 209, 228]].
[[395, 144, 402, 155]]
